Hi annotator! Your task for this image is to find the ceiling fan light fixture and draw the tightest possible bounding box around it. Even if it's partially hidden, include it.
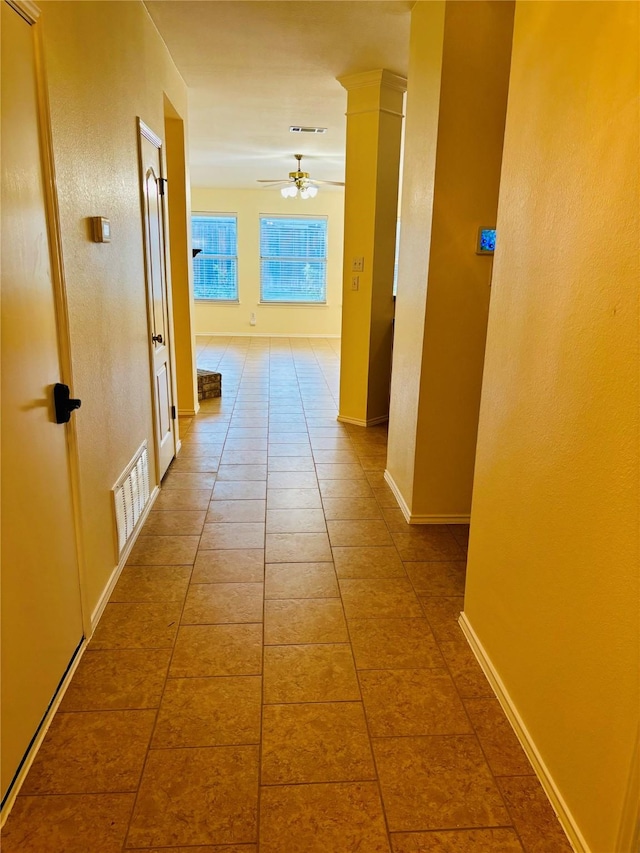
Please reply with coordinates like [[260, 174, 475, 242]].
[[306, 185, 318, 198]]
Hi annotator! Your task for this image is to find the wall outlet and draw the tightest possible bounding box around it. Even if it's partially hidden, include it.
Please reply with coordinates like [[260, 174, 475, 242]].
[[250, 312, 256, 326], [352, 256, 364, 272], [351, 276, 360, 291]]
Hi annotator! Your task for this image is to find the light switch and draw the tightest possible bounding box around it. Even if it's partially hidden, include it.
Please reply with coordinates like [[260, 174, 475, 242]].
[[351, 276, 360, 291], [352, 257, 364, 272]]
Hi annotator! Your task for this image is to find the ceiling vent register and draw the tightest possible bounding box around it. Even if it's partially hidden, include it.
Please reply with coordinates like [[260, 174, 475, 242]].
[[289, 126, 327, 134]]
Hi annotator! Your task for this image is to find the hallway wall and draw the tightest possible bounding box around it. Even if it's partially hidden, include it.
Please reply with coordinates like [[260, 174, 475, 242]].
[[39, 1, 189, 615], [463, 3, 639, 851], [386, 0, 514, 520]]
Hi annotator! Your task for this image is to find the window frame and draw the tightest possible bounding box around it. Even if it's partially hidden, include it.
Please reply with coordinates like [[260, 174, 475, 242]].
[[191, 211, 239, 303], [259, 214, 328, 306]]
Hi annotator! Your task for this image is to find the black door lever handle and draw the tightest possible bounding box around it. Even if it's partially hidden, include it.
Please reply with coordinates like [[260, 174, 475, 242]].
[[54, 383, 81, 424]]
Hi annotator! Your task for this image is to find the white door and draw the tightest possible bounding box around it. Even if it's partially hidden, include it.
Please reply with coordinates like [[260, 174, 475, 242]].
[[138, 121, 176, 479], [1, 0, 84, 804]]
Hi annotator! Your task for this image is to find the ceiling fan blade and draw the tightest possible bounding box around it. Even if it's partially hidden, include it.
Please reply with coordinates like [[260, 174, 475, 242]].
[[257, 179, 290, 184], [309, 180, 345, 186]]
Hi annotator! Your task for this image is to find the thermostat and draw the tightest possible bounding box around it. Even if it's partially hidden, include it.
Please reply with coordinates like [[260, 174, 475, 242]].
[[476, 227, 496, 255], [91, 216, 111, 243]]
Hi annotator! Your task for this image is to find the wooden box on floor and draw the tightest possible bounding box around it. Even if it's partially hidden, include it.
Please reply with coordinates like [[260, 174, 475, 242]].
[[197, 369, 222, 400]]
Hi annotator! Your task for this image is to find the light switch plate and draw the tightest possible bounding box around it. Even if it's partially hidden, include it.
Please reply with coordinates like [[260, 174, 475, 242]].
[[91, 216, 111, 243], [352, 256, 364, 272]]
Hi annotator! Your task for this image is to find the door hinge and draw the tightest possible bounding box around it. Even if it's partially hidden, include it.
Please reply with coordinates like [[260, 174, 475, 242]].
[[158, 178, 167, 196], [171, 405, 176, 420]]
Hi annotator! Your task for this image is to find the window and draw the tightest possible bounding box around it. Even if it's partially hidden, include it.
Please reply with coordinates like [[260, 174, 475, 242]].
[[192, 214, 238, 301], [260, 216, 327, 303]]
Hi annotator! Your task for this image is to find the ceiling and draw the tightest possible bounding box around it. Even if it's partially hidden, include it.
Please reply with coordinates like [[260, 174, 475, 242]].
[[144, 1, 412, 189]]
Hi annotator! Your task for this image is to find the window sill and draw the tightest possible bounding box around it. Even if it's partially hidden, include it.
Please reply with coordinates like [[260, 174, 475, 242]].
[[259, 301, 328, 307], [195, 299, 240, 305]]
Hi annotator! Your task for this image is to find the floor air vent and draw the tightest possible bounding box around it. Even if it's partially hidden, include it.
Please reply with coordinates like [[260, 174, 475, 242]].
[[113, 441, 150, 554]]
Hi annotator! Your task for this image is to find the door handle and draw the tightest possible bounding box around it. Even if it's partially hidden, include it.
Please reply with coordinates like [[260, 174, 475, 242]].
[[53, 383, 81, 424], [152, 333, 163, 344]]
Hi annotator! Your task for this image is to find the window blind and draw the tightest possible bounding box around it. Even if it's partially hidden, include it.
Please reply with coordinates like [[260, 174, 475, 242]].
[[260, 216, 327, 303], [192, 214, 238, 301]]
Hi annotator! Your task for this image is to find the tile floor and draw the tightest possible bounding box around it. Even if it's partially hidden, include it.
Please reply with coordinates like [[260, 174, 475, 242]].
[[2, 337, 573, 852]]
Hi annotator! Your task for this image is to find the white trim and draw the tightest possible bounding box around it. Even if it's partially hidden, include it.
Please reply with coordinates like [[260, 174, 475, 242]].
[[458, 612, 588, 853], [92, 485, 159, 632], [384, 469, 411, 520], [338, 69, 407, 94], [197, 332, 341, 339], [0, 637, 87, 826], [178, 408, 197, 417], [409, 513, 471, 525], [384, 469, 471, 524], [6, 0, 40, 23], [138, 118, 162, 148], [616, 725, 639, 852], [258, 302, 328, 307], [342, 107, 405, 119], [194, 300, 240, 305], [337, 414, 389, 427]]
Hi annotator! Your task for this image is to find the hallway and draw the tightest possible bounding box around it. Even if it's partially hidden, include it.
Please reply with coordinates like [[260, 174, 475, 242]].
[[2, 337, 572, 852]]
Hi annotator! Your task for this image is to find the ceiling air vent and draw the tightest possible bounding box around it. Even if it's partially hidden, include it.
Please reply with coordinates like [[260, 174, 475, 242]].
[[289, 126, 327, 134]]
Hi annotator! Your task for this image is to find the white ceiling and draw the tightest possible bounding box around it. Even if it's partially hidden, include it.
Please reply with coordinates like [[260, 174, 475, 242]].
[[144, 1, 412, 189]]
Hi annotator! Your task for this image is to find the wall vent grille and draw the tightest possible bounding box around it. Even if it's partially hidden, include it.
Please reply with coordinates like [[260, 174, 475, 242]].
[[113, 442, 150, 554]]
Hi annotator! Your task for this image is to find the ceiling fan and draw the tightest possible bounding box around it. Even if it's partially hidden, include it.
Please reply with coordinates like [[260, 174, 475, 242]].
[[257, 154, 345, 198]]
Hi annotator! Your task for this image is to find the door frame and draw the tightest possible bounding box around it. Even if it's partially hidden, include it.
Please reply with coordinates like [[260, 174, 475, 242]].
[[1, 0, 90, 823], [136, 117, 180, 484]]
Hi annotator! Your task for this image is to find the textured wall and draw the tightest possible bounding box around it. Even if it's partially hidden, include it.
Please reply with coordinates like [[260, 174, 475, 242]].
[[387, 0, 514, 519], [464, 3, 639, 850], [41, 1, 189, 613]]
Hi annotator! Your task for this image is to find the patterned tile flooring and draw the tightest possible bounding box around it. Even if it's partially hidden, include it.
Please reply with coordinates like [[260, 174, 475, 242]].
[[1, 337, 573, 852]]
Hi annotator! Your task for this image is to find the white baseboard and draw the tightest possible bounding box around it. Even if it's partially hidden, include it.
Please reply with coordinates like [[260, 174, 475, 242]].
[[384, 469, 412, 521], [410, 513, 471, 524], [383, 470, 470, 524], [0, 637, 88, 826], [90, 484, 160, 633], [337, 414, 389, 427], [458, 612, 588, 853], [616, 726, 639, 852], [197, 332, 341, 339]]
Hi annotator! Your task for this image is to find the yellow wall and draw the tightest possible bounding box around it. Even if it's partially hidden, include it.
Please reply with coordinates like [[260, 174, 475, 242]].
[[338, 70, 405, 426], [464, 3, 639, 851], [40, 1, 189, 614], [165, 105, 199, 415], [386, 1, 446, 497], [387, 0, 514, 520], [191, 187, 344, 337]]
